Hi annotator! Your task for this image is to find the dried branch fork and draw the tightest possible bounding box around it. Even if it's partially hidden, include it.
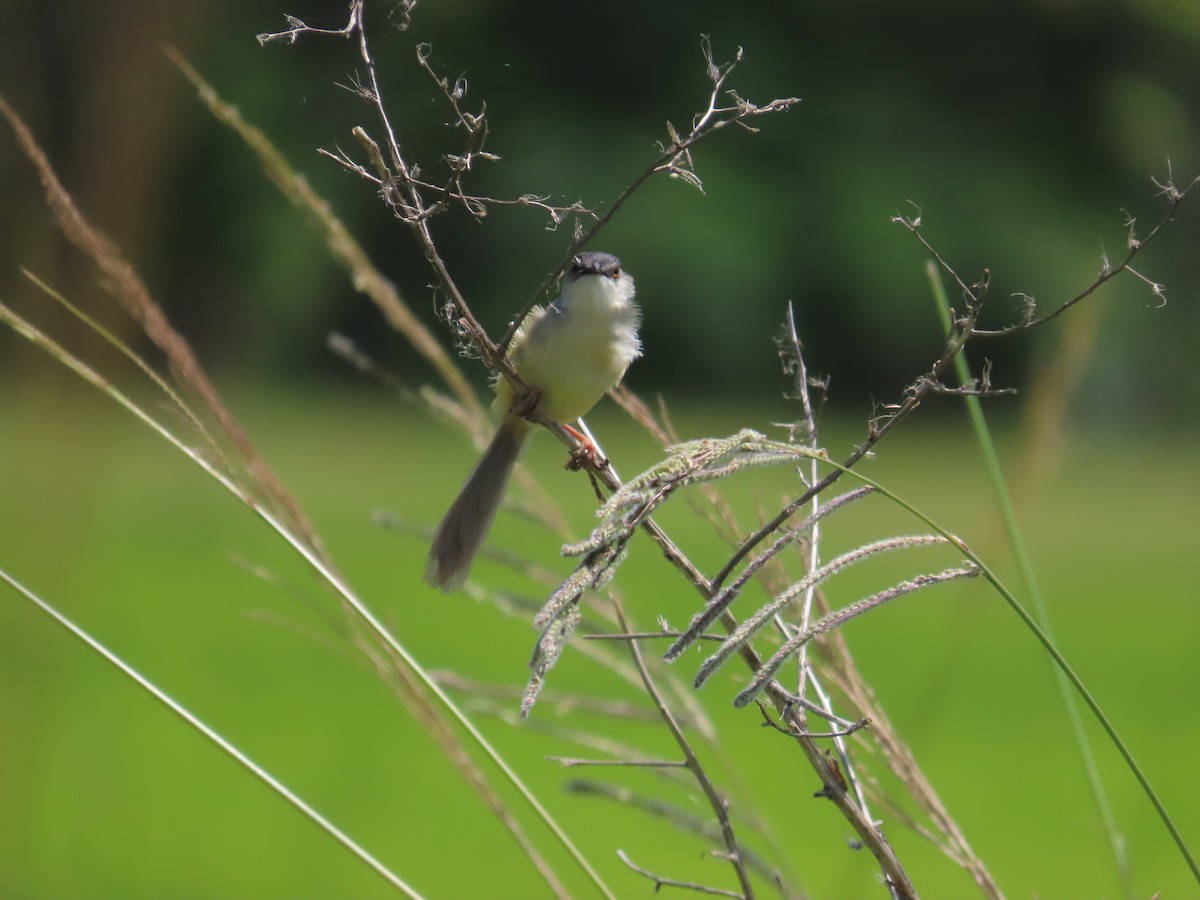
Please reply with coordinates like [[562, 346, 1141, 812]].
[[700, 170, 1193, 607], [612, 597, 756, 900], [500, 35, 800, 355], [894, 170, 1197, 337], [262, 1, 508, 388], [261, 2, 798, 480]]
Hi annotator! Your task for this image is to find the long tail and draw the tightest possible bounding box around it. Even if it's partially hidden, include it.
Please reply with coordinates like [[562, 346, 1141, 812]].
[[425, 417, 529, 591]]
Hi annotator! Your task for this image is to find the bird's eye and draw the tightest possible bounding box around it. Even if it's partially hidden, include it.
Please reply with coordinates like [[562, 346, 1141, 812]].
[[610, 267, 621, 278]]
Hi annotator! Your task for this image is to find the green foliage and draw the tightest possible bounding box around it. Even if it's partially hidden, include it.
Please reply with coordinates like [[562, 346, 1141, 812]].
[[3, 394, 1199, 897], [2, 1, 1198, 413]]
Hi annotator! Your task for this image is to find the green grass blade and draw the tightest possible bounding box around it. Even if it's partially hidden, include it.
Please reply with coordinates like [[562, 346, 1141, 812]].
[[868, 263, 1198, 889], [0, 566, 423, 898], [924, 261, 1133, 893]]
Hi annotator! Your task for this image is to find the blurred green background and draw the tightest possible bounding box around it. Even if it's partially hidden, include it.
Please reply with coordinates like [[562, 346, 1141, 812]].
[[2, 0, 1199, 897]]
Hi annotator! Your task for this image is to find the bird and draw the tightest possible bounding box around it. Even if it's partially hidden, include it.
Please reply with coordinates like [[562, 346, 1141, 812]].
[[425, 251, 641, 591]]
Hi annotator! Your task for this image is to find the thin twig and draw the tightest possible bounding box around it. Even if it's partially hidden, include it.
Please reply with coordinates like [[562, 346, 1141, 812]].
[[618, 850, 744, 899], [501, 37, 799, 355], [165, 48, 486, 422], [549, 757, 688, 769], [755, 702, 871, 740], [782, 303, 822, 706], [584, 631, 725, 643], [893, 173, 1196, 339], [431, 672, 661, 722], [613, 597, 756, 900]]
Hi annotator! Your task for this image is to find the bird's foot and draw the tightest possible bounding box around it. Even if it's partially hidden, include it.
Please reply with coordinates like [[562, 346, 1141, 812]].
[[563, 423, 604, 471]]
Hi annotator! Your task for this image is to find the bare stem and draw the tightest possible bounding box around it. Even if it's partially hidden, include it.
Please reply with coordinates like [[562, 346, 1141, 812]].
[[618, 850, 745, 899], [501, 36, 800, 355], [613, 598, 757, 899]]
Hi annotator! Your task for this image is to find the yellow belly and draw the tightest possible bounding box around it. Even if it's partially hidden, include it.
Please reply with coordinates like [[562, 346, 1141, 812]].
[[494, 282, 640, 423]]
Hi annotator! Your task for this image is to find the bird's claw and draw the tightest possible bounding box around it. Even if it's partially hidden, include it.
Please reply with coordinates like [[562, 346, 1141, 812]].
[[563, 423, 603, 471]]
